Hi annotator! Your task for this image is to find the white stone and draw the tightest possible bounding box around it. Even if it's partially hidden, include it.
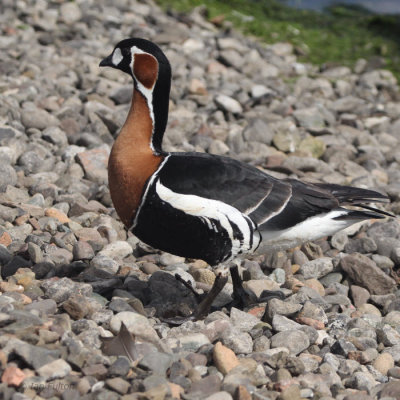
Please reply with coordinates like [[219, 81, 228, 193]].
[[110, 311, 161, 345], [215, 95, 243, 114], [98, 241, 132, 259]]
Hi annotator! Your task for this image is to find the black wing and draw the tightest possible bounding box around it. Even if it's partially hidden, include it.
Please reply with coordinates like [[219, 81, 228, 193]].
[[159, 152, 292, 226], [159, 152, 389, 231]]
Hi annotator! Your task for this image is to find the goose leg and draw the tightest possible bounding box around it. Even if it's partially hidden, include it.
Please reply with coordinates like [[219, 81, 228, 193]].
[[163, 261, 285, 326], [161, 272, 228, 326]]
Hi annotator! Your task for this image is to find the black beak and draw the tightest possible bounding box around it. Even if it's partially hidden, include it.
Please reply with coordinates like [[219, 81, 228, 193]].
[[99, 54, 113, 67]]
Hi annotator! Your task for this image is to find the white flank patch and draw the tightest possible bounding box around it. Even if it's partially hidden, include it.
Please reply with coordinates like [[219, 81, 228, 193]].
[[130, 46, 158, 153], [257, 209, 352, 253], [155, 180, 260, 259], [112, 47, 123, 66]]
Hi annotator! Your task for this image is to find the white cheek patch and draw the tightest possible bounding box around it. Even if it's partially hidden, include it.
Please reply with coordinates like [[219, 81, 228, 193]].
[[112, 48, 123, 66]]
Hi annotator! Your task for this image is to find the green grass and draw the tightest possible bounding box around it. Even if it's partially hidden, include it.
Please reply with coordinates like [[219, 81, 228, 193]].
[[156, 0, 400, 81]]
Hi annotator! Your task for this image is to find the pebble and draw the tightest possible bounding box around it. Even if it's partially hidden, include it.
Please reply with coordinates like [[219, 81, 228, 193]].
[[213, 342, 239, 375], [98, 241, 132, 259], [221, 328, 253, 355], [73, 241, 95, 260], [110, 311, 160, 345], [62, 294, 92, 320], [76, 146, 109, 184], [21, 108, 59, 130], [273, 314, 302, 331], [37, 359, 72, 380], [45, 208, 70, 223], [60, 2, 82, 24], [373, 353, 394, 375], [1, 364, 25, 387], [340, 253, 396, 294], [139, 351, 173, 376], [40, 278, 92, 303], [7, 339, 60, 369], [215, 94, 243, 114], [350, 285, 370, 308], [91, 255, 120, 274], [300, 257, 333, 279], [266, 298, 303, 320], [229, 308, 259, 332], [270, 330, 310, 355]]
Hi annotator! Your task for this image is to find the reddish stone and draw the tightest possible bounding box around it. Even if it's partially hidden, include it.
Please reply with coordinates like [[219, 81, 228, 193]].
[[1, 364, 25, 387], [247, 306, 265, 318], [0, 232, 12, 246], [296, 316, 325, 330]]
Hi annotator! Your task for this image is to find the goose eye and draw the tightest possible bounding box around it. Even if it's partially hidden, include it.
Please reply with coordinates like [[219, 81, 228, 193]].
[[122, 47, 130, 57]]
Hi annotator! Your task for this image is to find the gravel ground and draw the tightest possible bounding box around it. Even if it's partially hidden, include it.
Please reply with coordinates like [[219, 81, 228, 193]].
[[1, 0, 400, 399]]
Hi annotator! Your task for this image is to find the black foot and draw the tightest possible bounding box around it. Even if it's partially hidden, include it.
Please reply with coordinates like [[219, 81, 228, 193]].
[[230, 264, 256, 308], [161, 272, 228, 326], [161, 264, 286, 325], [193, 273, 228, 319]]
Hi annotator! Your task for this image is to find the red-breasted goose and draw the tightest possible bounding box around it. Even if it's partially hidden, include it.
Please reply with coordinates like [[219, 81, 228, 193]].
[[100, 38, 391, 320]]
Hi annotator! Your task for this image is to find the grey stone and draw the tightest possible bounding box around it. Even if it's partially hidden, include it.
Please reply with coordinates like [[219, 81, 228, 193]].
[[267, 298, 302, 320], [0, 164, 17, 191], [293, 107, 325, 131], [300, 257, 333, 279], [60, 2, 82, 24], [371, 254, 394, 270], [298, 301, 328, 323], [73, 241, 95, 260], [243, 119, 274, 145], [110, 311, 161, 345], [377, 325, 400, 346], [138, 351, 173, 376], [25, 299, 58, 315], [40, 277, 93, 303], [350, 285, 370, 308], [344, 237, 377, 254], [110, 86, 132, 104], [91, 255, 120, 274], [108, 357, 131, 377], [340, 253, 396, 295], [28, 242, 44, 263], [37, 359, 72, 380], [272, 314, 301, 332], [6, 339, 60, 369], [21, 108, 59, 130], [270, 330, 310, 355], [98, 241, 132, 259], [229, 307, 259, 332], [167, 333, 210, 352], [42, 126, 68, 147], [215, 94, 243, 114], [221, 328, 253, 354]]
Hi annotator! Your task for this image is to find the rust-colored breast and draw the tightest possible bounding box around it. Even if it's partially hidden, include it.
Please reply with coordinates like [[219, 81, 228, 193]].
[[108, 90, 162, 227]]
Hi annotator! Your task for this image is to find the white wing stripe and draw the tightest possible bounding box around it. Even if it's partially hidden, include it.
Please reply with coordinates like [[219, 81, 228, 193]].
[[257, 186, 293, 226], [244, 186, 273, 215], [155, 180, 260, 258]]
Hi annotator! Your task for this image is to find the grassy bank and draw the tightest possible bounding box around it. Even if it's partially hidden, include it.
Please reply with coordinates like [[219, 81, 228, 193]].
[[156, 0, 400, 80]]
